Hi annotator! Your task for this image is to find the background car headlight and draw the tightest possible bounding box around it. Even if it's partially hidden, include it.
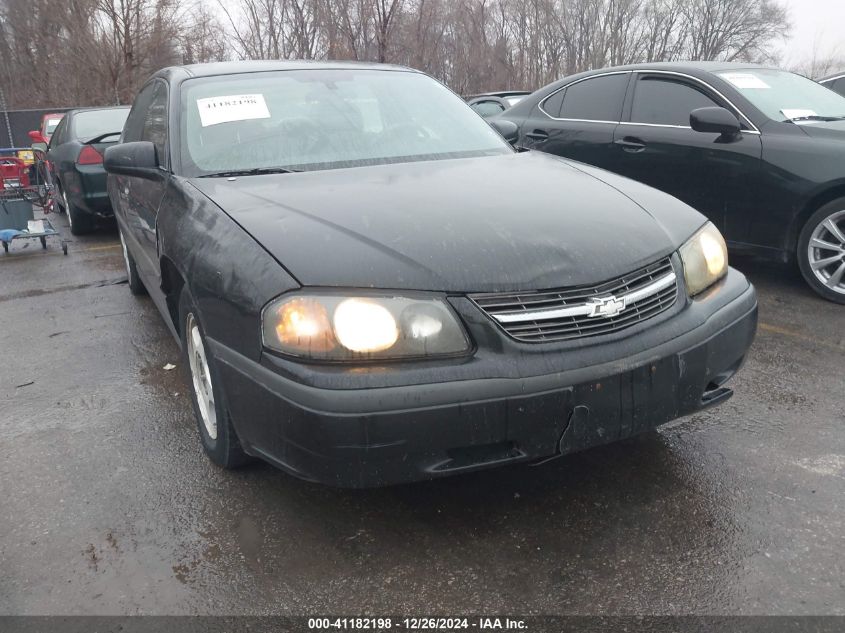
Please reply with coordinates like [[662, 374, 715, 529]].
[[262, 293, 471, 361], [680, 222, 728, 296]]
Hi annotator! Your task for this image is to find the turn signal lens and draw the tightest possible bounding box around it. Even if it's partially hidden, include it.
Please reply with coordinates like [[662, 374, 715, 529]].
[[270, 297, 336, 354], [262, 294, 471, 361], [680, 222, 729, 296]]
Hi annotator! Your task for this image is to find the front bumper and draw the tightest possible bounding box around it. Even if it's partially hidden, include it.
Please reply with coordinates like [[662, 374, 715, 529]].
[[211, 269, 757, 488]]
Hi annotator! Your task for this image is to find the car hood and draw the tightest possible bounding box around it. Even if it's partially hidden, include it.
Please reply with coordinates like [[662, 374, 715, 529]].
[[797, 119, 845, 139], [189, 152, 704, 293]]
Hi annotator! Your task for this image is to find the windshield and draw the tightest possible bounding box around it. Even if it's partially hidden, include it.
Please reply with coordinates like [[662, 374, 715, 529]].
[[717, 69, 845, 122], [72, 109, 129, 140], [180, 69, 512, 176], [44, 117, 63, 135]]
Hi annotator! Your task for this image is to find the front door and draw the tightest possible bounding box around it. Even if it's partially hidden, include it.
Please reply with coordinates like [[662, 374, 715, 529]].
[[612, 73, 762, 243], [113, 80, 170, 287]]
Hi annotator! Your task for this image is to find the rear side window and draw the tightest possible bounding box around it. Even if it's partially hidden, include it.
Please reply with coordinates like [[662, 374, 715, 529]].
[[631, 77, 719, 126], [834, 78, 845, 96], [541, 89, 565, 117], [560, 74, 628, 121]]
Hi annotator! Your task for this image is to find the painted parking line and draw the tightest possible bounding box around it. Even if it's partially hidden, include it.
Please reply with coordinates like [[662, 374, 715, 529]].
[[0, 242, 121, 262], [758, 322, 844, 351]]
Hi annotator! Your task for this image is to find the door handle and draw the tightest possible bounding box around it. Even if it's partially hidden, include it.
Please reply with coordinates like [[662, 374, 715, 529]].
[[526, 129, 550, 141], [614, 137, 646, 153]]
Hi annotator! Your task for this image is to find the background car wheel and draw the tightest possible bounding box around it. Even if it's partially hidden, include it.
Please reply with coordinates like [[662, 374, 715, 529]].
[[62, 187, 94, 236], [798, 198, 845, 304], [119, 230, 146, 295], [179, 287, 251, 469], [54, 181, 66, 214]]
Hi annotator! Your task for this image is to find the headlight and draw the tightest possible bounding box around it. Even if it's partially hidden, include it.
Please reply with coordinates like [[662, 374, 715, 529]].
[[680, 222, 728, 296], [262, 293, 471, 361]]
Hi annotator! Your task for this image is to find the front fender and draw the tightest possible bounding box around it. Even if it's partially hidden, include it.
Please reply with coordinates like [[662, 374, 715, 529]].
[[156, 178, 300, 361]]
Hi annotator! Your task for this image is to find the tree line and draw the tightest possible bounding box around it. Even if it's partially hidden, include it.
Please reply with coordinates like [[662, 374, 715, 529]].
[[0, 0, 795, 110]]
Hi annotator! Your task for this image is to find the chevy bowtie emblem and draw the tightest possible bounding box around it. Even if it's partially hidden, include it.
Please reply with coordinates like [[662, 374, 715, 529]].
[[586, 295, 627, 318]]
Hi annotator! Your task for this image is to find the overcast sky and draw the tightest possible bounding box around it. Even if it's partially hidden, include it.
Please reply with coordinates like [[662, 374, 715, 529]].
[[781, 0, 845, 65]]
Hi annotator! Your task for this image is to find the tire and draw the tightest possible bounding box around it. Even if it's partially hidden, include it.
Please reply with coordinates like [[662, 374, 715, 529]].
[[62, 186, 94, 235], [797, 198, 845, 304], [54, 181, 66, 214], [179, 287, 251, 469], [118, 229, 146, 295]]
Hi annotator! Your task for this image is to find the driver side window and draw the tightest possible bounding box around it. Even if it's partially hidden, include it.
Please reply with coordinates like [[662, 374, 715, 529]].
[[630, 77, 719, 127], [123, 81, 168, 168]]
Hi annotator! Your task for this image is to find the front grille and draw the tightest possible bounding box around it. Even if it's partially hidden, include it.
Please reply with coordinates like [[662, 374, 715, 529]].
[[470, 257, 678, 343]]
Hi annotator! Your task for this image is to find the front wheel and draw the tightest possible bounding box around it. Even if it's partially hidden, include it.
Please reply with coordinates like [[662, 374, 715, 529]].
[[798, 199, 845, 304], [179, 288, 251, 469]]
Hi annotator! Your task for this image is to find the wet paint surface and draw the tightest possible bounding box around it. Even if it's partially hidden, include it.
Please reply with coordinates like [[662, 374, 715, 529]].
[[0, 217, 843, 615]]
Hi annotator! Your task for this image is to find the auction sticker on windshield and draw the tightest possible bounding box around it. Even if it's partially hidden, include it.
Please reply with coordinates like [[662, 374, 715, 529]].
[[721, 73, 770, 90], [197, 94, 271, 127]]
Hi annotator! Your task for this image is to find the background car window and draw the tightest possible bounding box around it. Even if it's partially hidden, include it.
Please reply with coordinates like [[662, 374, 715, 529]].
[[71, 109, 129, 141], [541, 89, 565, 117], [122, 83, 158, 143], [560, 74, 628, 121], [630, 77, 719, 126], [832, 78, 845, 96], [141, 83, 168, 167], [49, 117, 67, 147], [471, 100, 506, 117]]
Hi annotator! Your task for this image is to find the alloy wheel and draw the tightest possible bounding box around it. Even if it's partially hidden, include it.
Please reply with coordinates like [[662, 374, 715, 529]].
[[807, 209, 845, 295], [186, 313, 218, 440]]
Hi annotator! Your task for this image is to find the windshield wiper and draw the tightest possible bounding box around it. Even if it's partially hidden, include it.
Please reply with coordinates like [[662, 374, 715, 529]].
[[198, 166, 300, 178], [783, 115, 845, 123]]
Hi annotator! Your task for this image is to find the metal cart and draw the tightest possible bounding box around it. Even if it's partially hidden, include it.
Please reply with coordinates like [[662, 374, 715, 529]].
[[1, 156, 66, 255]]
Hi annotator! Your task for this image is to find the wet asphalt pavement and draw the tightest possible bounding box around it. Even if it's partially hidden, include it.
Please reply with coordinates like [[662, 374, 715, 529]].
[[0, 213, 843, 617]]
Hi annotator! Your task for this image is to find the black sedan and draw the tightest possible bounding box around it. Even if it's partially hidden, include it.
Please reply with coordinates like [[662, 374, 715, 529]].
[[497, 62, 845, 303], [105, 61, 756, 487], [820, 72, 845, 97], [466, 91, 532, 118], [47, 106, 130, 234]]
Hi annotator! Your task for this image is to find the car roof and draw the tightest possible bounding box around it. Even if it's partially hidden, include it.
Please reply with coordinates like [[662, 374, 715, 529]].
[[819, 71, 845, 83], [152, 60, 416, 82], [466, 90, 532, 99], [66, 105, 131, 117], [579, 61, 778, 75]]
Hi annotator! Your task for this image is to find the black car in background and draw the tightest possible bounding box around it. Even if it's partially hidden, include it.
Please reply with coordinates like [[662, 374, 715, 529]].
[[104, 61, 756, 487], [820, 72, 845, 96], [467, 91, 531, 118], [498, 62, 845, 303], [47, 106, 130, 234]]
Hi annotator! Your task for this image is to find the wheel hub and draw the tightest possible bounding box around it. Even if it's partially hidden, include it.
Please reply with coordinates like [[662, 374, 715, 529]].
[[808, 210, 845, 295], [186, 313, 218, 440]]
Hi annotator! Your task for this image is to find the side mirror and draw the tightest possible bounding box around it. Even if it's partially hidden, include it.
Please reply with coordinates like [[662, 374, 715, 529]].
[[690, 107, 741, 138], [489, 119, 520, 145], [31, 142, 48, 154], [104, 141, 162, 180], [28, 130, 47, 144]]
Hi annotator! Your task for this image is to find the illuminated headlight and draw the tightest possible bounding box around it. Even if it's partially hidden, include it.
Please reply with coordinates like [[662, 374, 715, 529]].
[[680, 222, 728, 296], [262, 293, 471, 361]]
